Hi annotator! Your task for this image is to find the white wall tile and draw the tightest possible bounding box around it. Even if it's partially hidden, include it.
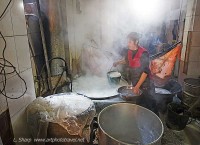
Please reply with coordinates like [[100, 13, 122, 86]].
[[193, 16, 200, 31], [15, 36, 31, 72], [0, 0, 11, 13], [189, 47, 200, 61], [178, 61, 199, 84], [10, 0, 27, 36], [187, 61, 200, 75], [0, 36, 19, 79], [11, 108, 34, 145], [0, 75, 3, 82], [4, 75, 23, 98], [0, 77, 7, 114], [195, 0, 200, 16], [0, 93, 8, 114], [7, 96, 24, 117], [0, 0, 13, 36], [20, 69, 36, 106], [191, 31, 200, 46], [5, 75, 25, 117]]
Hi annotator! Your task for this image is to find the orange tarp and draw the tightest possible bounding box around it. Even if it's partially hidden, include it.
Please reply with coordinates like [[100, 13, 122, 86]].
[[150, 44, 182, 85]]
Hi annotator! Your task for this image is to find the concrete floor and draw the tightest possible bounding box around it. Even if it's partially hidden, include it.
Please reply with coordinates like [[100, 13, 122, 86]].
[[160, 113, 200, 145]]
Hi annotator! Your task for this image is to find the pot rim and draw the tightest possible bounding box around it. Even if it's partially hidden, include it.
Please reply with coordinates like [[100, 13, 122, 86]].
[[184, 78, 200, 88], [107, 71, 121, 77], [98, 103, 164, 145], [118, 86, 142, 97], [118, 86, 142, 101]]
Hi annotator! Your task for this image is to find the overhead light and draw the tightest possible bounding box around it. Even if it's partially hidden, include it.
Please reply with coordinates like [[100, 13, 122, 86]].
[[19, 1, 24, 10], [129, 0, 163, 23]]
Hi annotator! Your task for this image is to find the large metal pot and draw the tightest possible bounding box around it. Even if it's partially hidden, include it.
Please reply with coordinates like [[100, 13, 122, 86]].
[[183, 78, 200, 107], [98, 103, 164, 145]]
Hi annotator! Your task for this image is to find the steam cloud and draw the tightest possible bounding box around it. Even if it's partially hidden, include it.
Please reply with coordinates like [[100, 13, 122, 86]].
[[65, 0, 173, 77]]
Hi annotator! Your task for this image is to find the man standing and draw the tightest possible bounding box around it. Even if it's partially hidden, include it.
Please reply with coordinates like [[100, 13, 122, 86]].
[[113, 32, 158, 115]]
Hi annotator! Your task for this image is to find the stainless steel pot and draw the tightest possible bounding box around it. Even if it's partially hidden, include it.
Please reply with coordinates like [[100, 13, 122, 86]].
[[98, 103, 164, 145], [107, 71, 121, 85]]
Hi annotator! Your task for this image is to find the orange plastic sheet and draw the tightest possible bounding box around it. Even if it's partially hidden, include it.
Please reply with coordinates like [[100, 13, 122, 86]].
[[150, 44, 182, 86]]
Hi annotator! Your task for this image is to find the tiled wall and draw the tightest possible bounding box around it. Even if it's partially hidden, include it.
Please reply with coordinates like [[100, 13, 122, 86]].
[[187, 0, 200, 75], [0, 0, 36, 144], [178, 0, 200, 83]]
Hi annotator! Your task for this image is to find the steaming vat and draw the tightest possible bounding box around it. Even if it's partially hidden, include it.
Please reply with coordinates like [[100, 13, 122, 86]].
[[73, 75, 128, 99], [98, 103, 164, 145]]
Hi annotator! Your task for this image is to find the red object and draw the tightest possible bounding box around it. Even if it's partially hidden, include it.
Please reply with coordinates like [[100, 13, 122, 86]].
[[150, 44, 182, 86], [128, 47, 147, 68]]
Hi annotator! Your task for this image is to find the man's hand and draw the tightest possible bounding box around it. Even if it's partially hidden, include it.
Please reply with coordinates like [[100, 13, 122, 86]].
[[113, 62, 118, 67], [133, 86, 140, 95], [133, 72, 148, 95], [113, 58, 126, 67]]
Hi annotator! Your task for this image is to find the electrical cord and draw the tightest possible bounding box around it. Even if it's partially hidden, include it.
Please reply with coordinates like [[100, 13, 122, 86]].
[[0, 31, 27, 99], [38, 57, 72, 95], [53, 69, 65, 94], [0, 0, 27, 99], [0, 0, 12, 21]]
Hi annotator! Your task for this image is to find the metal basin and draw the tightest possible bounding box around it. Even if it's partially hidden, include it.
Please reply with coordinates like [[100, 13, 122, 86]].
[[73, 76, 128, 99], [98, 103, 164, 145], [118, 86, 142, 102]]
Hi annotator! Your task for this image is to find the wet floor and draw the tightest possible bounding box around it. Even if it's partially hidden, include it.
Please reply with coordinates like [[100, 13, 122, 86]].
[[160, 113, 200, 145]]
